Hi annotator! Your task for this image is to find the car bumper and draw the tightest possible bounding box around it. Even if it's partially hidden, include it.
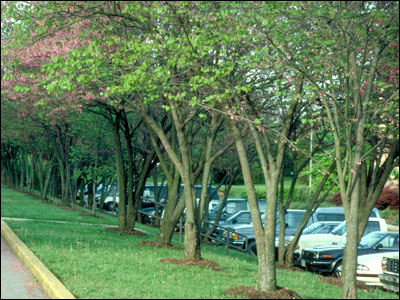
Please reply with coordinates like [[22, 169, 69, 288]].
[[379, 273, 399, 293], [356, 273, 381, 286], [300, 258, 334, 273]]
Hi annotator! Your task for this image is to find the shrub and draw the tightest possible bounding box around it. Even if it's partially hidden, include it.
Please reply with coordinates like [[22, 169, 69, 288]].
[[330, 186, 399, 210], [240, 189, 266, 199]]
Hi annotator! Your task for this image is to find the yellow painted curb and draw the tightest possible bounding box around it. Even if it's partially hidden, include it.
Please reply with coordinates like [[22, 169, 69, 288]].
[[1, 219, 75, 299]]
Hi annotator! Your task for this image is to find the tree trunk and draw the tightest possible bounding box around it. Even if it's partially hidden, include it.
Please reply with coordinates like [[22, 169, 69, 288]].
[[41, 157, 54, 200], [227, 116, 276, 292], [341, 205, 359, 299], [19, 153, 25, 190], [112, 117, 127, 231]]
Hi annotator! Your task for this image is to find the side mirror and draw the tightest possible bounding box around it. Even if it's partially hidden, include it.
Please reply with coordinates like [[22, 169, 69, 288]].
[[375, 243, 383, 250], [232, 219, 237, 224]]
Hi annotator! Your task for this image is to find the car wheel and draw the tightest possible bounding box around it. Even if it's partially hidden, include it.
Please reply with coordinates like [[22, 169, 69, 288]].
[[333, 261, 342, 278], [247, 241, 257, 256], [106, 202, 114, 211]]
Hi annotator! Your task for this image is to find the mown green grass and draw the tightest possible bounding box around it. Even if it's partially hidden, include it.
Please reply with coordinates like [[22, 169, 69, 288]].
[[1, 185, 398, 299], [1, 186, 117, 225]]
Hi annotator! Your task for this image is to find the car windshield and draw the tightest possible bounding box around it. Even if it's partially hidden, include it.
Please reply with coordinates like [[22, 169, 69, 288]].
[[227, 211, 251, 224], [331, 221, 347, 236], [303, 223, 324, 234], [359, 232, 387, 248]]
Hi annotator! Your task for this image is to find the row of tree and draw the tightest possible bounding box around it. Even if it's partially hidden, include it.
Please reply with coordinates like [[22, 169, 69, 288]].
[[1, 2, 399, 298]]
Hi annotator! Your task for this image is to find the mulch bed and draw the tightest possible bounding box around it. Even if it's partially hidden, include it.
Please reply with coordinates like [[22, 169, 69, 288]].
[[137, 241, 184, 251], [42, 199, 65, 207], [277, 264, 305, 272], [79, 213, 104, 219], [159, 257, 222, 272], [105, 227, 145, 236], [317, 276, 370, 292], [62, 207, 82, 212], [222, 286, 303, 299]]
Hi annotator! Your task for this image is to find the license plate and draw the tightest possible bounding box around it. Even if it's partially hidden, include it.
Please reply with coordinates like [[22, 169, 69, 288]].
[[301, 259, 306, 267]]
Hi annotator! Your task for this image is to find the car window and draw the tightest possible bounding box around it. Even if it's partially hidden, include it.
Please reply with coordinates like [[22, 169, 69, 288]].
[[380, 235, 399, 249], [286, 212, 306, 228], [331, 221, 347, 235], [318, 224, 337, 234], [363, 221, 381, 236], [235, 212, 252, 224], [226, 203, 238, 214], [359, 232, 386, 248], [316, 213, 345, 222], [143, 188, 154, 198], [303, 223, 324, 234]]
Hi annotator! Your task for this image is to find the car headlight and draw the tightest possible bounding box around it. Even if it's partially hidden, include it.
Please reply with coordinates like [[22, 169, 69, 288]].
[[381, 257, 387, 271], [357, 264, 370, 271], [230, 232, 239, 240]]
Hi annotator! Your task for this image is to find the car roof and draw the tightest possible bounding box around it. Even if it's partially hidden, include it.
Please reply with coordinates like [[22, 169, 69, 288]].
[[366, 231, 398, 236], [315, 206, 379, 213], [315, 207, 345, 212], [314, 221, 341, 224]]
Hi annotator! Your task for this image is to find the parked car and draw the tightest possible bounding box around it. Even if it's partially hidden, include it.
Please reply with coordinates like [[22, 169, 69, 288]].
[[299, 231, 398, 277], [289, 217, 388, 264], [208, 199, 266, 223], [379, 253, 399, 293], [141, 185, 220, 224], [103, 190, 120, 211], [216, 209, 308, 255], [217, 210, 261, 227], [356, 252, 397, 287], [308, 207, 380, 223]]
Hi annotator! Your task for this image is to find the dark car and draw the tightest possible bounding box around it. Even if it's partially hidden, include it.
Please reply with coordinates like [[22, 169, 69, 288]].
[[300, 231, 399, 277], [215, 209, 307, 255]]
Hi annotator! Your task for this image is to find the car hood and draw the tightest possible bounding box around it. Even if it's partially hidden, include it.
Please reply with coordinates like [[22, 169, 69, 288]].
[[225, 224, 255, 234], [357, 251, 398, 265], [306, 244, 345, 252]]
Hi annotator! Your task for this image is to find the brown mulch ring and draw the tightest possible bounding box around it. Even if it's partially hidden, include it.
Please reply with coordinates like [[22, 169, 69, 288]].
[[277, 264, 305, 272], [160, 257, 222, 272], [105, 227, 145, 236], [62, 207, 82, 212], [79, 213, 104, 219], [42, 199, 65, 207], [317, 276, 370, 292], [222, 286, 303, 299], [137, 241, 184, 251]]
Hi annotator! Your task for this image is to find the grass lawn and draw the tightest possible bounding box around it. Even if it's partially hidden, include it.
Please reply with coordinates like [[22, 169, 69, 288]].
[[1, 185, 398, 299]]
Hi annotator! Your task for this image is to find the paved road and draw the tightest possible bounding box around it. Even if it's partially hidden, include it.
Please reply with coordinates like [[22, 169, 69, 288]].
[[1, 235, 47, 299]]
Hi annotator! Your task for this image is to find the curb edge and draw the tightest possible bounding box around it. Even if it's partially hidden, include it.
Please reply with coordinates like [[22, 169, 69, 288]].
[[1, 218, 76, 299]]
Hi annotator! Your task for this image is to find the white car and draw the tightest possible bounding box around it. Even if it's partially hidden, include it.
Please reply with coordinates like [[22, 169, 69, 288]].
[[357, 252, 398, 286], [379, 253, 399, 293], [288, 217, 388, 263]]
